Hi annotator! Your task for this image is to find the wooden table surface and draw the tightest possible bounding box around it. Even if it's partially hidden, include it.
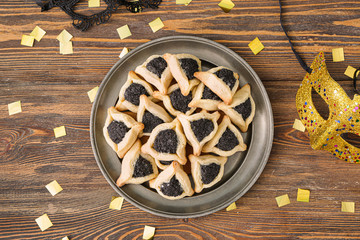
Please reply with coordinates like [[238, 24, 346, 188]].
[[1, 0, 360, 239]]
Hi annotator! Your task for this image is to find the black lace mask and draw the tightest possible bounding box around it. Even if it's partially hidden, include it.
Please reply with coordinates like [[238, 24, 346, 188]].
[[36, 0, 162, 31]]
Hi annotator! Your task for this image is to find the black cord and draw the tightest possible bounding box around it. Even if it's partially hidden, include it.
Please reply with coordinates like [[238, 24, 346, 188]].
[[279, 0, 312, 74]]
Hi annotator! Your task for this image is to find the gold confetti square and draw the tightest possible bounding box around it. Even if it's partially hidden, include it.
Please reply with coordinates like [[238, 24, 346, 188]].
[[344, 66, 359, 79], [35, 214, 53, 231], [109, 196, 124, 210], [30, 26, 46, 42], [218, 0, 235, 13], [21, 35, 35, 47], [119, 47, 129, 58], [88, 0, 100, 7], [8, 101, 22, 115], [332, 48, 344, 62], [176, 0, 192, 5], [149, 18, 164, 33], [62, 237, 69, 240], [226, 202, 237, 211], [60, 41, 73, 55], [297, 188, 310, 202], [275, 194, 290, 207], [248, 37, 264, 55], [293, 119, 305, 132], [117, 25, 132, 40], [143, 225, 155, 240], [341, 202, 355, 213], [87, 86, 99, 103], [57, 29, 73, 43], [54, 126, 66, 138], [45, 180, 63, 196]]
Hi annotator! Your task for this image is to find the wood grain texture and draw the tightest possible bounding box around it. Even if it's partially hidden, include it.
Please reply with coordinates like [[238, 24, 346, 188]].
[[1, 0, 360, 239]]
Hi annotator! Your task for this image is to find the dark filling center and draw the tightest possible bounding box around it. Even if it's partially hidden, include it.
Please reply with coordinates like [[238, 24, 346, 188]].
[[215, 128, 239, 151], [233, 98, 252, 120], [201, 85, 221, 101], [160, 176, 184, 197], [159, 160, 173, 165], [214, 68, 237, 89], [132, 155, 154, 178], [146, 57, 167, 78], [142, 110, 164, 133], [153, 129, 178, 154], [170, 88, 192, 113], [201, 163, 221, 184], [190, 118, 214, 142], [179, 58, 198, 80], [107, 120, 130, 144], [124, 83, 149, 106]]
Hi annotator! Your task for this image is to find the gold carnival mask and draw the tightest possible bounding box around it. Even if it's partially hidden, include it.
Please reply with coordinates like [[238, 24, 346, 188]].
[[296, 52, 360, 162]]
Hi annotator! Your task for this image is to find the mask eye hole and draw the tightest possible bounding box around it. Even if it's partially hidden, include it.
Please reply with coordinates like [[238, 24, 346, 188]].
[[311, 88, 329, 120], [341, 133, 360, 149]]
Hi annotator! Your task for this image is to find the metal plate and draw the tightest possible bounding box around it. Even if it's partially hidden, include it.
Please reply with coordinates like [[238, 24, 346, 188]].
[[90, 35, 273, 218]]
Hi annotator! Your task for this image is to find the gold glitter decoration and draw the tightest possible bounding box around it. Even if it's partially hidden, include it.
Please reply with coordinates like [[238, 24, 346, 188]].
[[296, 52, 360, 163]]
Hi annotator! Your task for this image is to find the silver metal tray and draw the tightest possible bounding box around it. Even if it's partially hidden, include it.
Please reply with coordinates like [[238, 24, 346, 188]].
[[90, 35, 273, 218]]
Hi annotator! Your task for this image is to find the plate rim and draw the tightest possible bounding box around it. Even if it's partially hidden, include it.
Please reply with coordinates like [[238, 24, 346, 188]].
[[90, 35, 274, 218]]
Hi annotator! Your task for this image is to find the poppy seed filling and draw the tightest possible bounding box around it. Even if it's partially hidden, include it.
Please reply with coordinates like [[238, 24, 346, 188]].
[[159, 160, 173, 165], [124, 83, 149, 106], [170, 88, 192, 113], [201, 85, 221, 101], [146, 57, 167, 78], [215, 128, 239, 151], [153, 129, 178, 154], [132, 155, 153, 178], [234, 98, 252, 120], [201, 163, 220, 184], [142, 110, 164, 133], [214, 68, 237, 89], [179, 58, 198, 80], [160, 176, 184, 197], [190, 118, 214, 142], [107, 120, 130, 144]]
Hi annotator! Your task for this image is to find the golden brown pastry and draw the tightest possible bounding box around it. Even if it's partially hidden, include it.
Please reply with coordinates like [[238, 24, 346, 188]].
[[163, 53, 201, 96], [149, 161, 194, 200], [116, 140, 158, 187], [103, 107, 144, 158], [188, 82, 222, 111], [194, 66, 239, 104], [218, 84, 255, 132]]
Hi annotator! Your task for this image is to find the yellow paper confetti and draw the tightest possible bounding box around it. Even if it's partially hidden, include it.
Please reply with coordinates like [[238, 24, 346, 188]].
[[21, 35, 35, 47], [30, 26, 46, 42], [62, 237, 69, 240], [57, 30, 73, 43], [54, 126, 66, 138], [119, 47, 129, 58], [341, 202, 355, 213], [293, 119, 305, 132], [332, 48, 344, 62], [344, 66, 359, 79], [60, 41, 73, 55], [87, 86, 99, 103], [297, 188, 310, 202], [149, 18, 164, 33], [8, 101, 22, 115], [117, 25, 132, 40], [218, 0, 235, 13], [248, 37, 264, 55], [88, 0, 100, 7], [226, 202, 237, 211], [143, 225, 155, 240], [176, 0, 192, 5], [35, 214, 53, 231], [45, 180, 63, 196], [275, 194, 290, 207], [109, 196, 124, 210]]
